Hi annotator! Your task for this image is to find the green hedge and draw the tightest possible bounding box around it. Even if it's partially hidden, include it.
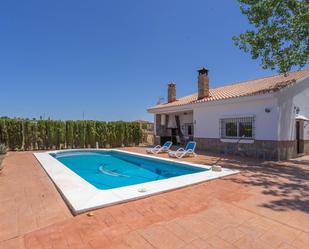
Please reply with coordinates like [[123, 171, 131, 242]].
[[0, 118, 142, 151]]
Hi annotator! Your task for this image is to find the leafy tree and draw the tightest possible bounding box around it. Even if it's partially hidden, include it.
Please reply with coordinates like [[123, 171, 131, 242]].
[[233, 0, 309, 73]]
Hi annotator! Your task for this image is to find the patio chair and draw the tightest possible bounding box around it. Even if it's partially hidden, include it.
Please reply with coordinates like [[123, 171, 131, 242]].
[[168, 141, 197, 158], [146, 141, 173, 154]]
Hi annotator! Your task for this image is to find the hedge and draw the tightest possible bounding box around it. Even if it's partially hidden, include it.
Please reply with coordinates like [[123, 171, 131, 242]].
[[0, 118, 142, 151]]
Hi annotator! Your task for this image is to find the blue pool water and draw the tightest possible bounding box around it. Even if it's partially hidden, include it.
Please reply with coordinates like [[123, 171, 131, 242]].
[[51, 150, 207, 190]]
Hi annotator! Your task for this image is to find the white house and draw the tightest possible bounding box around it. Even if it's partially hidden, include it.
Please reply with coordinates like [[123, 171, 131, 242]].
[[147, 68, 309, 160]]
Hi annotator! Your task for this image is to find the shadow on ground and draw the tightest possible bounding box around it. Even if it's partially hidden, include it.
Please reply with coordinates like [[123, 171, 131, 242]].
[[208, 152, 309, 213]]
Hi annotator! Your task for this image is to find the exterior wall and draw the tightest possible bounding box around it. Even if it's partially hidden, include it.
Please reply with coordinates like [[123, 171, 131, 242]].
[[277, 77, 309, 141], [305, 140, 309, 154], [153, 115, 160, 145], [192, 96, 285, 160], [150, 77, 309, 160], [194, 138, 294, 160], [179, 112, 193, 125], [193, 97, 278, 140], [153, 114, 157, 136], [276, 77, 309, 158]]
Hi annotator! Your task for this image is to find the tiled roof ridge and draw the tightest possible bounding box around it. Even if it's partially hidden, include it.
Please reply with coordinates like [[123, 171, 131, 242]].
[[148, 68, 309, 110], [210, 68, 309, 90], [173, 68, 309, 102], [239, 79, 297, 97]]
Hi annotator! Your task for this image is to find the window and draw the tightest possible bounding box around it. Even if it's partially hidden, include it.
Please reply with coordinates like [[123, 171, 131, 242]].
[[220, 117, 255, 139], [225, 122, 237, 137]]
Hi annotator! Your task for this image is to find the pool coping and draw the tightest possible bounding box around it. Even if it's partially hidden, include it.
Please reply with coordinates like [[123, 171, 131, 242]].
[[34, 149, 239, 215]]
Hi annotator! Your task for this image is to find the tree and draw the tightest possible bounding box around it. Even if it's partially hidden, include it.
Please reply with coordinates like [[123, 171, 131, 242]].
[[233, 0, 309, 74]]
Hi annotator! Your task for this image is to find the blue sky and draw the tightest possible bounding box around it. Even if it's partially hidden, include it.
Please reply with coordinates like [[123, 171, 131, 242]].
[[0, 0, 283, 121]]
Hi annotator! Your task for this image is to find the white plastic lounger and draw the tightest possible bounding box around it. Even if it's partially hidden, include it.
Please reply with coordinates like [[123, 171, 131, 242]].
[[168, 141, 197, 158], [146, 141, 173, 154]]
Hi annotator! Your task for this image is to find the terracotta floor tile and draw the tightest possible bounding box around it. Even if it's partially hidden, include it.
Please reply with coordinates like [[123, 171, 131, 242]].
[[124, 231, 154, 249], [1, 149, 309, 249], [179, 243, 199, 249], [277, 242, 299, 249], [175, 215, 219, 239], [139, 224, 186, 249], [88, 236, 112, 249], [0, 237, 25, 249], [190, 238, 216, 249], [291, 232, 309, 249], [236, 222, 267, 239], [164, 220, 199, 243], [206, 235, 236, 249], [233, 236, 274, 249], [217, 226, 245, 244]]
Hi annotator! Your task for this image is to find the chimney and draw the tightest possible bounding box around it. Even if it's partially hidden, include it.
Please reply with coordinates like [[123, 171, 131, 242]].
[[197, 67, 209, 99], [167, 81, 176, 103]]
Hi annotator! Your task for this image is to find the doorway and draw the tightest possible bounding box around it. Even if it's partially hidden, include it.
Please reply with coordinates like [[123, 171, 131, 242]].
[[296, 120, 304, 154], [171, 128, 178, 145]]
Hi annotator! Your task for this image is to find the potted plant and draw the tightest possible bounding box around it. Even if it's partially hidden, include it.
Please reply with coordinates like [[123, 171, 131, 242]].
[[0, 144, 7, 172]]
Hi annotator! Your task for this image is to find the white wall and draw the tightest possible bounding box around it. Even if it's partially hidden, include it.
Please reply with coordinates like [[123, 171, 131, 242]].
[[153, 114, 157, 136], [193, 97, 279, 140], [179, 113, 193, 125], [151, 77, 309, 142], [277, 77, 309, 141]]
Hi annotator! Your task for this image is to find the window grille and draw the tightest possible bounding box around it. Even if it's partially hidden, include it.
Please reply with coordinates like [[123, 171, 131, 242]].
[[220, 116, 255, 139]]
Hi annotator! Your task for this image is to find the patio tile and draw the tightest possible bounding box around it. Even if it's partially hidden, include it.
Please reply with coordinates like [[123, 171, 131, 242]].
[[0, 237, 25, 249], [277, 243, 299, 249], [233, 236, 273, 249], [190, 238, 216, 249], [175, 214, 219, 239], [179, 243, 199, 249], [124, 231, 154, 249], [291, 231, 309, 249], [216, 226, 245, 243], [1, 149, 309, 249], [206, 235, 237, 249], [138, 224, 186, 249], [163, 220, 199, 243]]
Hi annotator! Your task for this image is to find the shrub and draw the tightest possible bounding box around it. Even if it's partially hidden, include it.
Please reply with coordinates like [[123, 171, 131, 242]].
[[0, 118, 143, 151]]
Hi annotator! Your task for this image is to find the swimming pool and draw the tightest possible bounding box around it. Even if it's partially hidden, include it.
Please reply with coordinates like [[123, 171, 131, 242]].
[[34, 149, 238, 214], [52, 150, 207, 190]]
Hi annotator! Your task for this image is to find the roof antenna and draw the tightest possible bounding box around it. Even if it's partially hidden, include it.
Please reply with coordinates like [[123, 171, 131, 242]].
[[157, 96, 164, 105]]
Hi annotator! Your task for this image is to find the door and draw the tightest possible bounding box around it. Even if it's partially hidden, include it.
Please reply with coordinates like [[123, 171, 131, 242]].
[[296, 120, 304, 154], [171, 128, 178, 145]]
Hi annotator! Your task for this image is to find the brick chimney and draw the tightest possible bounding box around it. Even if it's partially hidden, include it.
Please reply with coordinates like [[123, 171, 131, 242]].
[[197, 67, 209, 99], [167, 81, 176, 103]]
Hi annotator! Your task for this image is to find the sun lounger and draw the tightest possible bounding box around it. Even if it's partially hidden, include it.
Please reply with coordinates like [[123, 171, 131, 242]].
[[168, 141, 197, 158], [146, 141, 172, 154]]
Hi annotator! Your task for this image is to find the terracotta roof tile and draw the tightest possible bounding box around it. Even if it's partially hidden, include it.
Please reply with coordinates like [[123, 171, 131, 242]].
[[148, 68, 309, 110]]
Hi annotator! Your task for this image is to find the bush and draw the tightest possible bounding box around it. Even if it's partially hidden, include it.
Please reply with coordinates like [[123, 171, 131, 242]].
[[0, 118, 142, 151]]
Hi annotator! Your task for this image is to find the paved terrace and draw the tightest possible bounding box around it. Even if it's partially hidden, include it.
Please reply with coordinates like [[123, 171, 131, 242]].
[[0, 148, 308, 249]]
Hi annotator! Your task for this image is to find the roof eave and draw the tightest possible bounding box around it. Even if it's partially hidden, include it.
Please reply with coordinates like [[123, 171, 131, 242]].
[[147, 92, 276, 114]]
